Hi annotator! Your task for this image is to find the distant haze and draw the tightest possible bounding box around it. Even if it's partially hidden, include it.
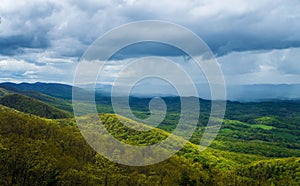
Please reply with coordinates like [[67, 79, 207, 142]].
[[89, 83, 300, 101]]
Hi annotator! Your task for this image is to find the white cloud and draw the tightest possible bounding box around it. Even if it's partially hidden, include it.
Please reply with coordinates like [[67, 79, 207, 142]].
[[0, 58, 39, 72], [0, 57, 76, 83]]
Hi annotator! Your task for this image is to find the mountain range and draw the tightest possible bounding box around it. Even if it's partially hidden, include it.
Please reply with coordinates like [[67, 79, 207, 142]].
[[78, 82, 300, 101], [0, 81, 300, 185]]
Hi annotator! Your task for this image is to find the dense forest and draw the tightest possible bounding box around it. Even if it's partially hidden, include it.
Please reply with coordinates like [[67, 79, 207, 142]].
[[0, 82, 299, 185], [0, 94, 71, 119]]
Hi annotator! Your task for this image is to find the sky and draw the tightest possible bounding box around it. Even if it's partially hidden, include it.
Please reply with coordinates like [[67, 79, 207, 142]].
[[0, 0, 300, 86]]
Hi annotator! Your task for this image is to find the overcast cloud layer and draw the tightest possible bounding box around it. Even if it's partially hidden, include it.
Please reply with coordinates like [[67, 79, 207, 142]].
[[0, 0, 300, 85]]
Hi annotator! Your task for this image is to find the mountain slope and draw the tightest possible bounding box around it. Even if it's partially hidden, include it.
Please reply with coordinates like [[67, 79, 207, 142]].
[[236, 158, 300, 185], [0, 106, 299, 185], [0, 83, 74, 112], [0, 82, 82, 100], [0, 94, 71, 119], [0, 104, 299, 185], [1, 82, 300, 158], [0, 88, 9, 97], [20, 91, 73, 112], [0, 82, 299, 185]]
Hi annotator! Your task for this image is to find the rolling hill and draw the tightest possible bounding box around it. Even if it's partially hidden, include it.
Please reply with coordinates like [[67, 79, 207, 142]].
[[0, 88, 9, 97], [0, 94, 71, 119], [0, 82, 300, 185], [0, 83, 74, 112], [0, 104, 299, 185]]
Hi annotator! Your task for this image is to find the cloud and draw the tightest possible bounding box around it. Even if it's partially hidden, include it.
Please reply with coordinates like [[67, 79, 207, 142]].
[[1, 0, 300, 57], [95, 47, 300, 87], [0, 58, 40, 73], [0, 34, 50, 55], [0, 0, 300, 84], [218, 48, 300, 84], [117, 0, 300, 56], [0, 57, 76, 83]]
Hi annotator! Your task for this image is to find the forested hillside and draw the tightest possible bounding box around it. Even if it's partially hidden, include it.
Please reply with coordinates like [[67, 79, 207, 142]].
[[0, 104, 299, 185], [0, 83, 74, 112], [0, 83, 299, 185], [0, 94, 71, 119]]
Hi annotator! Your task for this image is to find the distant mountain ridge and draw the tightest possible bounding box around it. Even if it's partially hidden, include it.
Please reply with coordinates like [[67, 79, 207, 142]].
[[0, 82, 75, 100], [79, 82, 300, 101], [227, 84, 300, 101], [1, 82, 300, 101]]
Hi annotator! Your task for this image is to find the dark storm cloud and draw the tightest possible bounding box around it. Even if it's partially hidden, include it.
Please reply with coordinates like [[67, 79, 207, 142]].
[[0, 0, 300, 84], [109, 42, 188, 60], [206, 35, 300, 57], [1, 0, 300, 58], [0, 34, 50, 55]]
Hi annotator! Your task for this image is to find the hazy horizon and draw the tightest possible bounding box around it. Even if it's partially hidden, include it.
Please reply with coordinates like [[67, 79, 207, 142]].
[[1, 81, 300, 101]]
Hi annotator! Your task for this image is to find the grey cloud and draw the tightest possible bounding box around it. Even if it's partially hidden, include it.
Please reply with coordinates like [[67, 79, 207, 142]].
[[0, 0, 300, 84], [1, 0, 300, 59], [275, 48, 300, 75], [116, 0, 300, 56], [0, 1, 56, 55], [218, 48, 300, 84], [109, 42, 187, 60], [0, 34, 50, 55]]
